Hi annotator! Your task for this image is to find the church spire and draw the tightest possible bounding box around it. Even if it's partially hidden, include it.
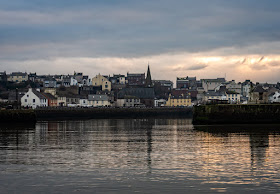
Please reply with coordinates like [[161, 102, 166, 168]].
[[146, 63, 152, 87]]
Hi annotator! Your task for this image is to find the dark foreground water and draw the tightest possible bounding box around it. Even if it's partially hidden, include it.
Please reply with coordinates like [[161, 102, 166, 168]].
[[0, 119, 280, 193]]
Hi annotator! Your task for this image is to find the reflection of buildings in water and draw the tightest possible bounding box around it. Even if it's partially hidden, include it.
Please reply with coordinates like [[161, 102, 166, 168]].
[[165, 119, 193, 127], [0, 123, 36, 147], [249, 132, 269, 168]]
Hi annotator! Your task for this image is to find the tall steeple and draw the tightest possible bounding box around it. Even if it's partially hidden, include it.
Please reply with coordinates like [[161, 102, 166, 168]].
[[146, 63, 152, 87]]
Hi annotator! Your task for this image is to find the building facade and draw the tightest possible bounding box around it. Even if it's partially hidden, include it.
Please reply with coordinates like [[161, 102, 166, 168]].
[[21, 88, 48, 109]]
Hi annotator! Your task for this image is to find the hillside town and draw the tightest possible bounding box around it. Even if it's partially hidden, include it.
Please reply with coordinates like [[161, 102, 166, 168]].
[[0, 65, 280, 109]]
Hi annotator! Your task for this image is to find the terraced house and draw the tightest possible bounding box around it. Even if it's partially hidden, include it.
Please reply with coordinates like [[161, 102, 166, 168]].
[[8, 72, 28, 83]]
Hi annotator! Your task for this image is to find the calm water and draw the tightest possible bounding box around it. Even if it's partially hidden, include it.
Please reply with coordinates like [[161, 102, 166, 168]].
[[0, 119, 280, 193]]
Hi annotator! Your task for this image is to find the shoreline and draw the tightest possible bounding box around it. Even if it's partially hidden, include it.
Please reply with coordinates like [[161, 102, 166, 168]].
[[2, 104, 280, 124], [0, 107, 193, 123]]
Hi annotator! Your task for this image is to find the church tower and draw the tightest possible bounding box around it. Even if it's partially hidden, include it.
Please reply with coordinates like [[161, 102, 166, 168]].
[[145, 64, 152, 87]]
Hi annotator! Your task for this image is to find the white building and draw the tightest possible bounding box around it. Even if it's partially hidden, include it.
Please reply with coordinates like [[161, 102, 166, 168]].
[[79, 98, 89, 107], [269, 91, 280, 103], [154, 99, 166, 107], [21, 88, 48, 109]]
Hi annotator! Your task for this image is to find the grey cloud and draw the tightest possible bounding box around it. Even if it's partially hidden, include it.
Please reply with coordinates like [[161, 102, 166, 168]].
[[267, 61, 280, 67], [250, 64, 267, 70], [1, 0, 280, 60], [187, 64, 208, 70], [171, 64, 207, 71]]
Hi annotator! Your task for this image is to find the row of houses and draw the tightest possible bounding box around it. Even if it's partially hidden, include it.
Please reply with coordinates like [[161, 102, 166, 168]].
[[2, 67, 280, 107], [21, 87, 179, 109], [175, 76, 280, 104]]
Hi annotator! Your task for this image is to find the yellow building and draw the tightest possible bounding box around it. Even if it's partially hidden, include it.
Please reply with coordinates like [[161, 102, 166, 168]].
[[92, 74, 111, 91], [44, 88, 57, 96], [102, 80, 112, 91], [165, 94, 191, 107], [226, 91, 241, 104], [8, 72, 28, 83], [92, 74, 108, 86]]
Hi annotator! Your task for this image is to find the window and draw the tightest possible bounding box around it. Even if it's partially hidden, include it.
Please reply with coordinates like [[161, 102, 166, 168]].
[[259, 93, 263, 100], [25, 99, 27, 102], [33, 99, 35, 103], [27, 95, 29, 97]]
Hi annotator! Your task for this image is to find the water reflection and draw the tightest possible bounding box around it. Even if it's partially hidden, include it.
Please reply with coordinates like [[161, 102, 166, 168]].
[[0, 119, 280, 193]]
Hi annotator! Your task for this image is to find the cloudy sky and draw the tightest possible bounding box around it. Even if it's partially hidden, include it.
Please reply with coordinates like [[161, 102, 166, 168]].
[[1, 0, 280, 83]]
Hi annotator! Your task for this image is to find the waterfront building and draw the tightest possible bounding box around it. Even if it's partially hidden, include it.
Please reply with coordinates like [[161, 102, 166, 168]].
[[165, 94, 191, 107], [21, 88, 48, 109], [79, 98, 89, 107], [57, 96, 67, 106], [154, 99, 167, 107], [171, 89, 198, 102], [42, 93, 57, 107], [249, 85, 269, 104], [203, 90, 226, 103], [117, 87, 155, 107], [226, 91, 241, 104], [115, 96, 141, 107], [88, 94, 111, 107], [269, 91, 280, 103]]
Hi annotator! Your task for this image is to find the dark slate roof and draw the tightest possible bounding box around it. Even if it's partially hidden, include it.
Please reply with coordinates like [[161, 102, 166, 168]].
[[88, 95, 109, 101], [118, 88, 155, 99], [44, 77, 57, 81], [43, 93, 57, 100], [252, 85, 267, 93], [204, 90, 223, 97], [177, 76, 196, 81], [10, 72, 27, 76], [127, 73, 145, 77], [202, 78, 226, 82], [226, 90, 239, 94], [32, 89, 47, 99]]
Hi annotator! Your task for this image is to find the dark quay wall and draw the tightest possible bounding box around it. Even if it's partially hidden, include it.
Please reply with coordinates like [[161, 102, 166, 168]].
[[193, 104, 280, 125]]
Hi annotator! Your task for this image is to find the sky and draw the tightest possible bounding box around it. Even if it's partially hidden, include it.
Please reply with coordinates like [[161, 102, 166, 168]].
[[1, 0, 280, 83]]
